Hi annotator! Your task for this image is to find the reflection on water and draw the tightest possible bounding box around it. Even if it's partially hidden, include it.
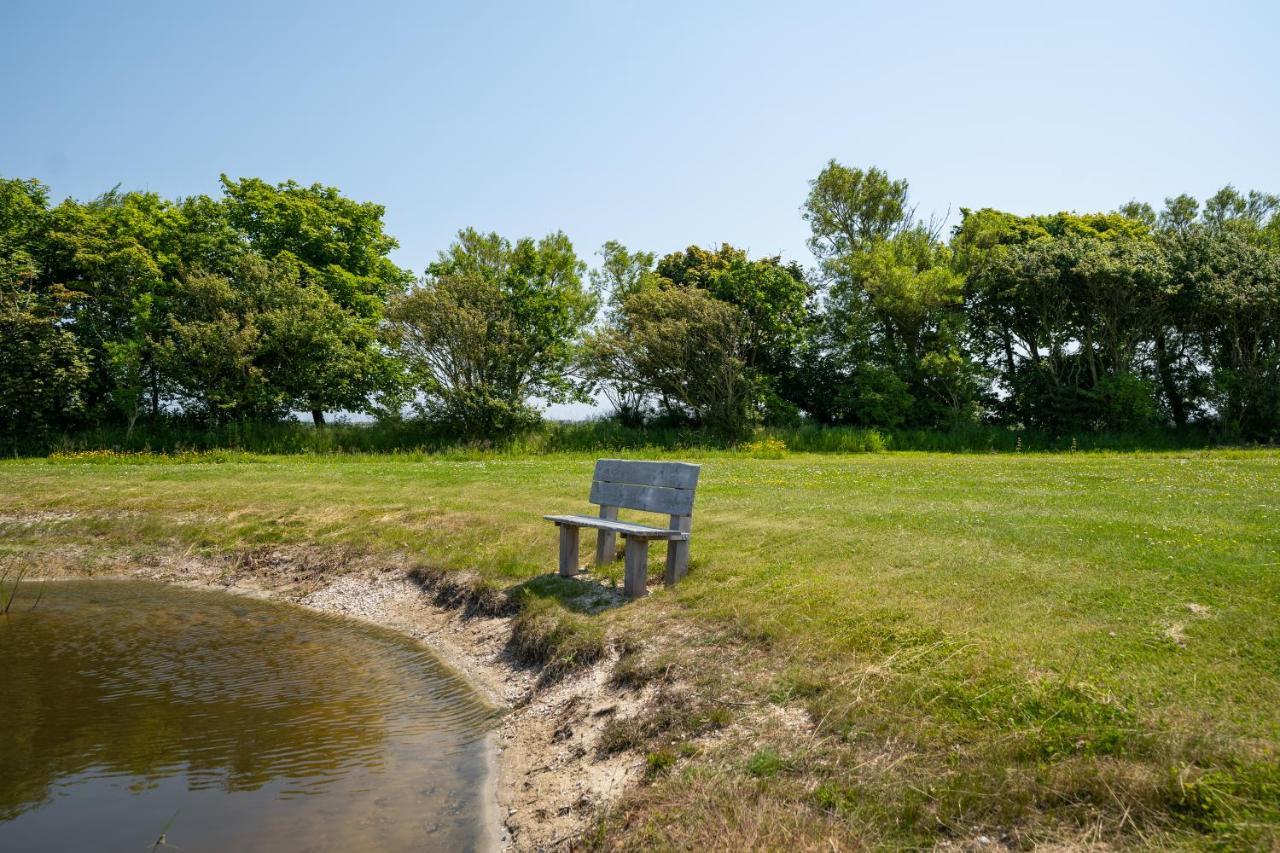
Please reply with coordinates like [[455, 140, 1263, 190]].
[[0, 580, 497, 852]]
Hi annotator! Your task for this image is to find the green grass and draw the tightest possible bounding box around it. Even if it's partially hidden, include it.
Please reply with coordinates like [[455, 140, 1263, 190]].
[[1, 449, 1277, 848]]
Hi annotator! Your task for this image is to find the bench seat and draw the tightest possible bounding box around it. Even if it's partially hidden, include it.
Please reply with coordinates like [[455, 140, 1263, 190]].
[[543, 515, 689, 540]]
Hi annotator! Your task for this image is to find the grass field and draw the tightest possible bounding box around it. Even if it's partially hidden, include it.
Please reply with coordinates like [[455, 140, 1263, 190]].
[[2, 449, 1277, 849]]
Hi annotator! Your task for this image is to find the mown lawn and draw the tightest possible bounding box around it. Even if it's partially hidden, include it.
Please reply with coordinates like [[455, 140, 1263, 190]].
[[2, 450, 1277, 848]]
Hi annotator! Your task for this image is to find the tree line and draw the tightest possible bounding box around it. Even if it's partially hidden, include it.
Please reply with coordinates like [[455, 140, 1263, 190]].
[[2, 163, 1278, 446]]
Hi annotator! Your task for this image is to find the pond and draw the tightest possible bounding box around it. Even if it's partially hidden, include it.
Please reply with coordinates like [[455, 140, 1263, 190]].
[[0, 579, 498, 852]]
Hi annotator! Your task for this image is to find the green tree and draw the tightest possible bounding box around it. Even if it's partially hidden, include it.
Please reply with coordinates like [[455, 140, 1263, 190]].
[[585, 242, 659, 425], [801, 161, 975, 427], [157, 254, 380, 423], [656, 246, 811, 373], [1159, 190, 1280, 438], [43, 189, 190, 425], [585, 286, 758, 438], [955, 211, 1172, 431], [388, 228, 595, 437], [0, 288, 91, 441], [591, 240, 656, 318], [255, 271, 393, 423], [649, 244, 813, 421], [160, 258, 285, 422], [802, 161, 911, 270], [0, 178, 92, 439], [0, 178, 49, 288], [584, 242, 809, 435], [219, 176, 412, 423], [852, 228, 978, 422]]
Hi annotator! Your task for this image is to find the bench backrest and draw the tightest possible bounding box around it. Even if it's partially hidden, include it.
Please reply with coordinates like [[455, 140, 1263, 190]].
[[589, 459, 700, 517]]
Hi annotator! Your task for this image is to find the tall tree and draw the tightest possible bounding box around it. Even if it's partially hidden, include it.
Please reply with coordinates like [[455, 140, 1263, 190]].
[[802, 161, 911, 270], [801, 162, 973, 427], [0, 178, 92, 439], [157, 254, 386, 424], [219, 176, 412, 423], [388, 229, 595, 437], [1159, 189, 1280, 438], [955, 211, 1172, 431], [652, 244, 813, 420], [584, 242, 812, 428], [585, 242, 659, 425], [42, 189, 191, 427], [0, 177, 48, 288], [585, 285, 758, 437]]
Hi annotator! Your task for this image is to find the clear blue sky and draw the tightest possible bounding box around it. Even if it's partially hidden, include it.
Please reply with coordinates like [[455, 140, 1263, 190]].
[[3, 0, 1277, 274]]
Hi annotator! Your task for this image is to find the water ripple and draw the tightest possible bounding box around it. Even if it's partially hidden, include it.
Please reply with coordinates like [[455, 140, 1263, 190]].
[[0, 579, 497, 852]]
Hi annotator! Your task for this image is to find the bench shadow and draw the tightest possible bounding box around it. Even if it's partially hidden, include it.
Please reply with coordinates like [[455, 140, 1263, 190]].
[[403, 564, 633, 619], [506, 571, 629, 615]]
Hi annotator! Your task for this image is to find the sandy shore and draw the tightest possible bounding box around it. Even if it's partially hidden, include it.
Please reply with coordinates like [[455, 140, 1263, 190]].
[[32, 552, 651, 852]]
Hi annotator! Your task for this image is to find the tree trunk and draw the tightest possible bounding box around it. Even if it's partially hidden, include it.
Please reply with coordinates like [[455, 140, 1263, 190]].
[[1001, 330, 1017, 380], [125, 404, 140, 442], [311, 409, 326, 427], [1154, 331, 1186, 429], [150, 370, 160, 418], [1082, 329, 1098, 388]]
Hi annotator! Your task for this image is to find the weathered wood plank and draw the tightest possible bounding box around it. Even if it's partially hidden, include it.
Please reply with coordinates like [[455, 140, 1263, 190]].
[[623, 536, 649, 598], [588, 480, 696, 516], [595, 505, 620, 566], [663, 514, 692, 585], [543, 515, 688, 540], [558, 524, 580, 577], [593, 459, 701, 490]]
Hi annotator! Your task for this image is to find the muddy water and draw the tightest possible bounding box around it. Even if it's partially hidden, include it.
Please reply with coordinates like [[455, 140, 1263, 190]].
[[0, 580, 498, 852]]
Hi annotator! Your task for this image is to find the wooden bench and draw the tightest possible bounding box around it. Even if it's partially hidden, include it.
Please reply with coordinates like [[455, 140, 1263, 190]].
[[544, 459, 701, 598]]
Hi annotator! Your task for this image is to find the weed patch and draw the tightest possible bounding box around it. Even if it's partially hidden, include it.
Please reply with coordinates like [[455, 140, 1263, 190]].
[[598, 686, 732, 756], [609, 648, 676, 690]]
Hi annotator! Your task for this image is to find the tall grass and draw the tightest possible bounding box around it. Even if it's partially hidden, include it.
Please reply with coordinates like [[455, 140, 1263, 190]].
[[4, 416, 1231, 460]]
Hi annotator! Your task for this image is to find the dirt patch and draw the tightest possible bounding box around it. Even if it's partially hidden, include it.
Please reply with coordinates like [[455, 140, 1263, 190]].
[[26, 548, 664, 852], [1164, 621, 1190, 647], [1163, 602, 1215, 648], [0, 510, 86, 526]]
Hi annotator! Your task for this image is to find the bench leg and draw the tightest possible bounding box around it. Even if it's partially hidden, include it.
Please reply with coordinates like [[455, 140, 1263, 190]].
[[558, 525, 581, 577], [664, 515, 692, 586], [595, 506, 619, 566], [664, 541, 690, 585], [623, 536, 649, 599]]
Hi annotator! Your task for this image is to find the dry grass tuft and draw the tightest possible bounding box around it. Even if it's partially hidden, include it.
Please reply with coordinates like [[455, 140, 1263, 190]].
[[407, 565, 515, 617], [597, 685, 733, 756]]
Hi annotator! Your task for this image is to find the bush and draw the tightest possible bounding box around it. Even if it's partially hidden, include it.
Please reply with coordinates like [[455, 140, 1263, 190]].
[[742, 436, 788, 458], [2, 411, 1231, 459], [1094, 373, 1161, 432]]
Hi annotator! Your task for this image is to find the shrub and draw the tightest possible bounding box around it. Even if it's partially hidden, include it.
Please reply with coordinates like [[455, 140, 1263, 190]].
[[746, 748, 791, 778], [742, 436, 788, 458]]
